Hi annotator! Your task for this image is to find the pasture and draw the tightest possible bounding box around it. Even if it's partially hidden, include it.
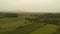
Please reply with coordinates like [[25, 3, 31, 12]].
[[0, 15, 36, 33], [0, 16, 26, 32], [0, 13, 60, 34], [29, 24, 59, 34]]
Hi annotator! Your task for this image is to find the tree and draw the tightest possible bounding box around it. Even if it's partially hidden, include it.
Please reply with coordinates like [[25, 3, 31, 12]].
[[4, 13, 18, 18]]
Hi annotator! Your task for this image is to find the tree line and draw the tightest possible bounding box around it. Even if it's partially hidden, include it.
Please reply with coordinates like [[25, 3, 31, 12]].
[[25, 13, 60, 25], [0, 12, 18, 18]]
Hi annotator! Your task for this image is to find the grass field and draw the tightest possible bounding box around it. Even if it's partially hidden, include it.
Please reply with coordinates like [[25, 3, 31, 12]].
[[56, 31, 60, 34], [0, 16, 25, 32], [0, 17, 24, 24], [0, 23, 45, 34], [0, 18, 18, 24], [29, 24, 59, 34], [0, 16, 36, 33], [0, 16, 60, 34]]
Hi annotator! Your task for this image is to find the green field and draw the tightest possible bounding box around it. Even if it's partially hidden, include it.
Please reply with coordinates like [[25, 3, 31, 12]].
[[29, 24, 58, 34], [0, 18, 18, 24], [56, 31, 60, 34], [1, 24, 59, 34], [0, 16, 25, 32], [0, 16, 60, 34], [0, 16, 36, 33]]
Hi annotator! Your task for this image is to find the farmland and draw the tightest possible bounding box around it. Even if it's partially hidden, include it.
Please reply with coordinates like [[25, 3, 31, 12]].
[[0, 13, 60, 34], [29, 24, 58, 34]]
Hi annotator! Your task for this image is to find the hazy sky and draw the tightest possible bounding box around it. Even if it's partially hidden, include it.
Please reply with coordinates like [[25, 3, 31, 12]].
[[0, 0, 60, 13]]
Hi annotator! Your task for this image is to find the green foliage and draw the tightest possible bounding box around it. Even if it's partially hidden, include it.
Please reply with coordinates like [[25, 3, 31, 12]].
[[4, 13, 18, 18]]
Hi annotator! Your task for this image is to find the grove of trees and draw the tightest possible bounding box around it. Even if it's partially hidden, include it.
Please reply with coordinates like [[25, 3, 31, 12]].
[[25, 13, 60, 25], [0, 12, 18, 18]]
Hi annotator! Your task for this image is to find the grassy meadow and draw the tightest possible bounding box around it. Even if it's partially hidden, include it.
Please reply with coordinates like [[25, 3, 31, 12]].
[[29, 24, 58, 34], [0, 13, 60, 34]]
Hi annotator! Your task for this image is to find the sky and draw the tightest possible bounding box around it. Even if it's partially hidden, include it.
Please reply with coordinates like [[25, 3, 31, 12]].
[[0, 0, 60, 13]]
